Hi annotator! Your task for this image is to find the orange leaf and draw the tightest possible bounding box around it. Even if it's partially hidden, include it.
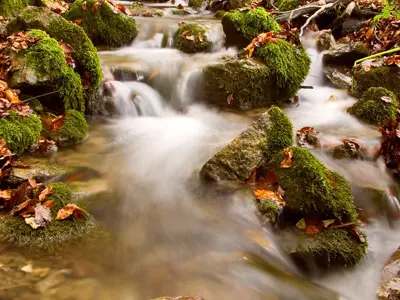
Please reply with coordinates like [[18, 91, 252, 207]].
[[0, 189, 12, 200], [305, 224, 320, 235], [365, 28, 374, 40], [92, 2, 100, 13], [280, 147, 293, 168], [254, 190, 285, 206], [38, 186, 52, 202], [28, 178, 37, 188], [52, 115, 65, 131], [43, 200, 53, 208], [10, 199, 35, 216], [56, 203, 89, 221], [72, 19, 82, 25]]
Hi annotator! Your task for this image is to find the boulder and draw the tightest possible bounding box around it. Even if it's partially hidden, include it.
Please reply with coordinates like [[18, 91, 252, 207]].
[[347, 87, 398, 125], [332, 140, 363, 160], [377, 248, 400, 300], [6, 163, 70, 186], [222, 8, 281, 49], [268, 146, 358, 222], [9, 30, 85, 113], [0, 0, 35, 18], [352, 60, 400, 97], [63, 0, 138, 47], [174, 24, 212, 53], [0, 111, 42, 155], [323, 41, 369, 66], [201, 40, 310, 110], [324, 65, 352, 90], [200, 107, 293, 182]]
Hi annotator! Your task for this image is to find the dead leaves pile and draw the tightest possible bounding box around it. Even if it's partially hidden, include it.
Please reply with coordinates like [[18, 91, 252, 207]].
[[0, 139, 13, 181], [0, 79, 31, 118], [350, 16, 400, 53], [58, 41, 75, 68]]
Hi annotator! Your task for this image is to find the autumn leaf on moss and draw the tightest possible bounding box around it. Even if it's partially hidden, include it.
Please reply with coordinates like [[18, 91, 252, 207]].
[[56, 204, 89, 221], [38, 186, 52, 202], [305, 224, 320, 235], [280, 147, 293, 168], [245, 31, 278, 58], [254, 189, 285, 206]]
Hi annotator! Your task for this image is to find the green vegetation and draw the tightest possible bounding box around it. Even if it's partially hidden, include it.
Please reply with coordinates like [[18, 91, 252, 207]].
[[0, 0, 35, 18], [348, 87, 398, 125], [259, 198, 279, 224], [0, 111, 42, 155], [50, 110, 89, 147], [188, 0, 203, 7], [63, 0, 138, 47], [274, 0, 299, 11], [174, 24, 212, 53], [0, 183, 98, 252], [269, 147, 358, 222]]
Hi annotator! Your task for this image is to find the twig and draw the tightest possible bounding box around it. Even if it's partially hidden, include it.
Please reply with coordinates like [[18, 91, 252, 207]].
[[299, 2, 335, 37], [18, 90, 60, 104]]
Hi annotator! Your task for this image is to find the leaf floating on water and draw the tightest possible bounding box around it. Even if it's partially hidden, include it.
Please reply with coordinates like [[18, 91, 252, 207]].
[[381, 96, 393, 103], [280, 147, 293, 168], [56, 204, 89, 221]]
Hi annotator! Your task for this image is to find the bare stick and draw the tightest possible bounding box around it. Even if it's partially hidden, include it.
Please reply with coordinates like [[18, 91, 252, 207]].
[[299, 2, 335, 37]]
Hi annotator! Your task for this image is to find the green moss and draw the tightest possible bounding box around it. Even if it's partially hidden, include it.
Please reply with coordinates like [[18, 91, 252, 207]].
[[263, 106, 293, 156], [174, 24, 212, 53], [172, 9, 189, 15], [7, 7, 103, 91], [274, 0, 299, 11], [255, 39, 311, 99], [51, 110, 88, 147], [222, 8, 280, 48], [189, 0, 203, 7], [63, 0, 138, 47], [0, 111, 41, 155], [215, 10, 226, 18], [284, 229, 367, 269], [259, 199, 279, 224], [13, 31, 85, 112], [269, 147, 358, 222], [0, 182, 98, 252], [0, 0, 35, 18], [347, 87, 398, 125]]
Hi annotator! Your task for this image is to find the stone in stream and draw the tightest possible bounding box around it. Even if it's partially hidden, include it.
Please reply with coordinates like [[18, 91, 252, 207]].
[[332, 140, 364, 160], [316, 29, 332, 51], [352, 59, 400, 97], [222, 8, 281, 49], [377, 248, 400, 300], [174, 24, 212, 54], [323, 65, 352, 90], [201, 40, 310, 110], [63, 0, 138, 47], [209, 0, 252, 12], [200, 107, 293, 182], [347, 87, 399, 125], [322, 41, 369, 66]]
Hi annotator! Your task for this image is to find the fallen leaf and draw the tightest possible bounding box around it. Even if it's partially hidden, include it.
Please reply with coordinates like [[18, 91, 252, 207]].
[[227, 93, 233, 105], [82, 1, 87, 10], [92, 2, 100, 13], [381, 96, 393, 103], [56, 203, 89, 221], [25, 217, 40, 229], [322, 219, 335, 228], [21, 264, 33, 273], [43, 200, 53, 208], [254, 189, 285, 206], [305, 224, 320, 235], [10, 199, 35, 216], [185, 35, 195, 41], [34, 203, 52, 227], [296, 218, 306, 229], [0, 189, 12, 200], [365, 28, 374, 40], [245, 31, 278, 58], [28, 178, 37, 188], [72, 19, 82, 25], [198, 34, 204, 42], [178, 3, 183, 9], [38, 186, 52, 201], [280, 147, 293, 168]]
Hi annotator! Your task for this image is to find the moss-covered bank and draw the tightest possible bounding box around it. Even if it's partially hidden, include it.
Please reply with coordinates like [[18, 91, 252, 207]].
[[0, 111, 42, 155], [63, 0, 138, 47], [0, 0, 35, 18], [348, 87, 398, 125], [174, 24, 212, 53], [0, 183, 98, 252], [222, 8, 281, 48]]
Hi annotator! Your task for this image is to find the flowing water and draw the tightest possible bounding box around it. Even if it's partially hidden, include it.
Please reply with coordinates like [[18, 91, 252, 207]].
[[5, 10, 400, 300]]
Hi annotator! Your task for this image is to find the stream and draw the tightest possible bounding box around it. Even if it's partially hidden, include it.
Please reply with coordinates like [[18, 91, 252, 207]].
[[2, 8, 400, 300]]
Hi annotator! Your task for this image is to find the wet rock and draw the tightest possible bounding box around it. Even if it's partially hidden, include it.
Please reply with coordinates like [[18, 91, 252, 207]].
[[316, 29, 332, 51], [259, 198, 280, 224], [110, 67, 139, 81], [209, 0, 251, 11], [323, 41, 369, 66], [40, 277, 100, 300], [0, 111, 41, 155], [37, 269, 72, 294], [377, 277, 400, 300], [281, 228, 367, 271], [222, 8, 280, 49], [174, 24, 212, 53], [7, 7, 102, 94], [296, 127, 321, 149], [63, 0, 138, 47], [324, 65, 352, 90], [378, 248, 400, 299], [172, 9, 191, 16], [200, 107, 293, 182], [332, 140, 363, 160], [352, 59, 400, 97], [347, 87, 398, 125], [341, 17, 366, 36]]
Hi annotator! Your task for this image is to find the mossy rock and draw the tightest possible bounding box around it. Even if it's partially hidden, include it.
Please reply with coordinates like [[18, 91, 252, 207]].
[[352, 62, 400, 97], [188, 0, 203, 7], [49, 110, 89, 147], [0, 0, 35, 18], [222, 8, 281, 48], [282, 228, 367, 270], [347, 87, 398, 125], [63, 0, 138, 47], [332, 142, 362, 160], [6, 163, 70, 186], [201, 40, 310, 110], [0, 183, 99, 252], [9, 30, 85, 113], [174, 24, 212, 53], [259, 198, 279, 224], [172, 9, 191, 16], [274, 0, 299, 11], [7, 6, 103, 113], [200, 107, 293, 182], [0, 111, 41, 155], [209, 0, 252, 12], [268, 147, 358, 222]]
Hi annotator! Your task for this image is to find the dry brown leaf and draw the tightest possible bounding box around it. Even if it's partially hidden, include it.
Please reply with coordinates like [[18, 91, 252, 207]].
[[305, 224, 320, 235], [280, 147, 293, 168], [227, 93, 233, 105], [56, 203, 89, 221], [25, 217, 40, 229], [10, 199, 35, 216], [198, 34, 204, 42], [185, 35, 195, 41], [72, 19, 82, 25], [38, 186, 52, 202], [0, 189, 12, 200], [296, 218, 306, 229], [28, 178, 37, 188], [43, 200, 53, 208], [34, 203, 52, 226]]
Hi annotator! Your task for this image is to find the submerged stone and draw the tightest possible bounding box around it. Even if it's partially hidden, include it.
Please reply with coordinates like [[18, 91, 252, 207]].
[[200, 107, 293, 182], [222, 8, 280, 48], [324, 65, 352, 90], [347, 87, 398, 125], [174, 24, 212, 53], [282, 228, 367, 270], [0, 111, 41, 155], [268, 147, 358, 222], [63, 0, 138, 47]]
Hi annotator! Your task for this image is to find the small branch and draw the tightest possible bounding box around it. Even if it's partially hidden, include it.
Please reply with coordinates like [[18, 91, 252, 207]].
[[18, 90, 60, 104], [299, 2, 335, 37]]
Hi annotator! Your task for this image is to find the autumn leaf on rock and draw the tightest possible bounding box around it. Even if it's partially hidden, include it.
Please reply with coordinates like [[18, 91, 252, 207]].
[[322, 219, 335, 228], [56, 204, 89, 221], [296, 218, 306, 229], [25, 217, 40, 229], [82, 1, 87, 10], [72, 19, 82, 25], [280, 147, 293, 168], [10, 199, 35, 216], [254, 189, 285, 206], [43, 200, 53, 208]]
